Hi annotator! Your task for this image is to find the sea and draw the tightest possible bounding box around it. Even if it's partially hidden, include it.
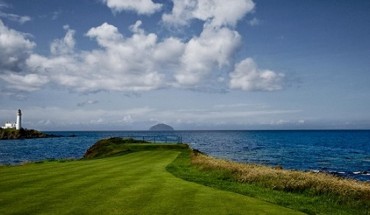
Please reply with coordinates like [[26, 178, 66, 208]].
[[1, 130, 370, 181]]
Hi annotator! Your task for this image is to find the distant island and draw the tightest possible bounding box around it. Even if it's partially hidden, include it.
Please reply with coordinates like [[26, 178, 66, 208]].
[[0, 128, 58, 140], [149, 123, 174, 131]]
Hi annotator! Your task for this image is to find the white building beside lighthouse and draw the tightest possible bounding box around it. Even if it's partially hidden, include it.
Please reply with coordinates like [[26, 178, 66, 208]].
[[1, 109, 22, 130]]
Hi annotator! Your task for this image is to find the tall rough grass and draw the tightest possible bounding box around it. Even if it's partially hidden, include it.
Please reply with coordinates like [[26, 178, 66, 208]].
[[191, 151, 370, 204]]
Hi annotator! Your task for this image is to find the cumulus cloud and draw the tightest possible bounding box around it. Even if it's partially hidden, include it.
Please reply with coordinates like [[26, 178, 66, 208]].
[[229, 58, 284, 91], [26, 22, 184, 92], [0, 0, 285, 95], [102, 0, 162, 15], [162, 0, 255, 27], [50, 25, 75, 55], [175, 25, 241, 85], [0, 19, 35, 75], [86, 22, 123, 47]]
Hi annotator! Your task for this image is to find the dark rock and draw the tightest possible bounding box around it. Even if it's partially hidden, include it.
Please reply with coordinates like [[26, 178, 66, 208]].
[[192, 149, 207, 156], [0, 128, 60, 140]]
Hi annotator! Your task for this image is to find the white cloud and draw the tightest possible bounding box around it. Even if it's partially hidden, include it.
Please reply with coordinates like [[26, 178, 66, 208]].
[[129, 20, 144, 34], [2, 20, 283, 93], [121, 114, 133, 123], [153, 37, 184, 64], [0, 20, 36, 92], [0, 11, 31, 24], [102, 0, 162, 15], [175, 25, 241, 85], [77, 100, 99, 107], [86, 22, 123, 47], [51, 10, 62, 20], [26, 22, 185, 93], [229, 58, 284, 91], [0, 20, 35, 73], [50, 25, 75, 55], [298, 119, 305, 124], [248, 17, 260, 26], [0, 73, 49, 91], [26, 53, 80, 87], [213, 103, 264, 109], [162, 0, 255, 27], [0, 1, 284, 95]]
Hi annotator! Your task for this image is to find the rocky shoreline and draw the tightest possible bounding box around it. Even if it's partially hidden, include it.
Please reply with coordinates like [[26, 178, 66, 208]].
[[0, 128, 60, 140]]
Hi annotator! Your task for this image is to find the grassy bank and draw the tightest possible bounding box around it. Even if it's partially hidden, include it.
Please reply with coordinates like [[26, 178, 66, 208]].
[[167, 150, 370, 215], [0, 142, 301, 215], [83, 137, 189, 159]]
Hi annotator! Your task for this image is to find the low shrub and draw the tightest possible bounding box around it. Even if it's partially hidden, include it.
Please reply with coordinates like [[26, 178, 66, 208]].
[[191, 152, 370, 204]]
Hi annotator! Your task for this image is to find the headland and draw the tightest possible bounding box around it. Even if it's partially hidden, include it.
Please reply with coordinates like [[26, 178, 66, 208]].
[[0, 128, 58, 140]]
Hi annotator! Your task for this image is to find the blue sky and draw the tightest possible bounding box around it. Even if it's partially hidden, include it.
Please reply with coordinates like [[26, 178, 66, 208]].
[[0, 0, 370, 130]]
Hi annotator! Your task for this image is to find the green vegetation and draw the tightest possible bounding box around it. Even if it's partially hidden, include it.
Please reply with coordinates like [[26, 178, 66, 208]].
[[0, 128, 56, 140], [0, 142, 301, 215], [2, 137, 368, 214], [167, 150, 370, 215], [83, 137, 189, 159]]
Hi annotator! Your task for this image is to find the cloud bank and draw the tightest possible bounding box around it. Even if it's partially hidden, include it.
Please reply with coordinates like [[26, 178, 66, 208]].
[[0, 0, 285, 94]]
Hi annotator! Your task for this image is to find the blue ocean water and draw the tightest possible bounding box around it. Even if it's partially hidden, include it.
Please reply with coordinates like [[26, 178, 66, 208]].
[[1, 130, 370, 181]]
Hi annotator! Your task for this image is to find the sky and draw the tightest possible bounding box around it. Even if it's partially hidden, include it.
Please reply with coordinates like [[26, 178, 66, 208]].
[[0, 0, 370, 131]]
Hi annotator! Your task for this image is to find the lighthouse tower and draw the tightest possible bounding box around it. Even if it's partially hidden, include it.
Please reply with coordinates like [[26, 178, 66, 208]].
[[16, 109, 22, 130]]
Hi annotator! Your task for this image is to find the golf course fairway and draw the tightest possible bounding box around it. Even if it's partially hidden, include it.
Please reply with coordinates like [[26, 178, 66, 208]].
[[0, 150, 303, 214]]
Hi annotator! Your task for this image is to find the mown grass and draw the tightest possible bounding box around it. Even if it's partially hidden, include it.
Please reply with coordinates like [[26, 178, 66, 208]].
[[3, 137, 368, 214], [0, 144, 302, 215], [167, 150, 370, 215]]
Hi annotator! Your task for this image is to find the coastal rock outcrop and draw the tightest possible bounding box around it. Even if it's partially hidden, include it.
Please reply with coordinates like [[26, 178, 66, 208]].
[[0, 128, 58, 140]]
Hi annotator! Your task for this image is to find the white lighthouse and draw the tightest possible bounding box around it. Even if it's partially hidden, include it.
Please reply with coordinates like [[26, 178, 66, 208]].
[[1, 109, 22, 130], [16, 109, 22, 130]]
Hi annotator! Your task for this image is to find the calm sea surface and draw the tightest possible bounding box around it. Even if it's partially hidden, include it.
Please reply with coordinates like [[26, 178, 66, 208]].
[[1, 130, 370, 181]]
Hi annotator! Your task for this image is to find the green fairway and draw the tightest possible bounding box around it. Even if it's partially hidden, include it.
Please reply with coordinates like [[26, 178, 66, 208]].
[[0, 150, 303, 215]]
